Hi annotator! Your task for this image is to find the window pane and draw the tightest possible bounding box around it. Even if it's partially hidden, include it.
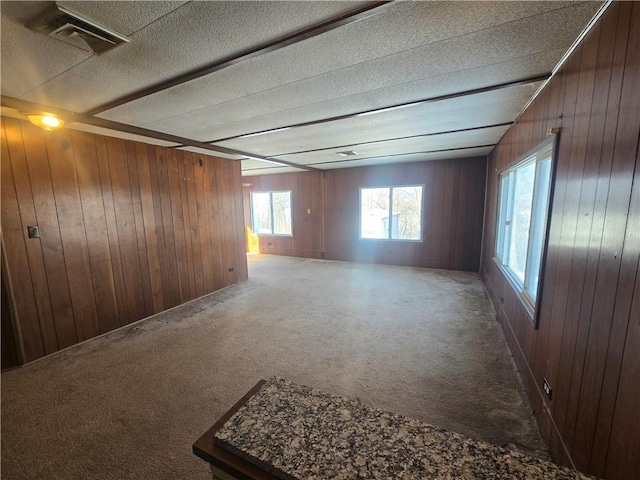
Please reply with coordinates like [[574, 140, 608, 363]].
[[251, 192, 272, 234], [361, 188, 390, 239], [272, 191, 292, 235], [507, 161, 535, 284], [496, 174, 511, 261], [391, 186, 422, 240], [525, 158, 552, 299]]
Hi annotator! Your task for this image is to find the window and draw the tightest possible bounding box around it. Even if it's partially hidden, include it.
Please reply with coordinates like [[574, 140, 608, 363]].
[[250, 191, 292, 236], [360, 185, 423, 240], [495, 139, 554, 314]]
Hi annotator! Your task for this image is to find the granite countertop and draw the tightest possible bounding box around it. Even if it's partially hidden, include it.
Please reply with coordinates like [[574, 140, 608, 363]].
[[214, 377, 593, 480]]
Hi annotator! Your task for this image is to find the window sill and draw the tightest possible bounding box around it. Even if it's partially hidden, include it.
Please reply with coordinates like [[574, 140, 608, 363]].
[[359, 238, 423, 244], [492, 257, 536, 325], [255, 234, 294, 238]]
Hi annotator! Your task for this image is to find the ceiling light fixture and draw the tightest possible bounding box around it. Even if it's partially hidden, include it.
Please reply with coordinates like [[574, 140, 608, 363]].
[[26, 112, 65, 131]]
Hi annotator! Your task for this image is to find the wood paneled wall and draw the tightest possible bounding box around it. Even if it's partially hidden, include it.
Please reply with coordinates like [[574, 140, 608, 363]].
[[323, 159, 486, 270], [481, 3, 639, 479], [243, 172, 324, 258], [245, 156, 487, 272], [1, 117, 248, 363]]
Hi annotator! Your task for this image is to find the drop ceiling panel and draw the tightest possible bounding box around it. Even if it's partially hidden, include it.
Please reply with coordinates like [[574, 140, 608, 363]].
[[54, 1, 188, 37], [1, 2, 92, 97], [98, 1, 598, 132], [16, 1, 363, 111], [0, 1, 187, 99], [171, 51, 560, 142], [275, 124, 509, 166], [216, 84, 537, 156], [2, 1, 603, 175], [313, 149, 493, 170]]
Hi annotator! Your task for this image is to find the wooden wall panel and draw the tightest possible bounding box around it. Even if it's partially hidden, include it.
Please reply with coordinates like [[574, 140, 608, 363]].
[[72, 131, 120, 334], [322, 158, 487, 271], [481, 3, 640, 478], [0, 118, 247, 362], [244, 157, 486, 272]]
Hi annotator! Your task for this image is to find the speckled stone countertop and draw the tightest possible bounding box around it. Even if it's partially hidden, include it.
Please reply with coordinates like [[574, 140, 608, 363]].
[[214, 378, 593, 480]]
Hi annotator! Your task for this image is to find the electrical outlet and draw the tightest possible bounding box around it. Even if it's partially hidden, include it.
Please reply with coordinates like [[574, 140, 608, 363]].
[[543, 378, 552, 400], [27, 225, 40, 238], [228, 267, 235, 272]]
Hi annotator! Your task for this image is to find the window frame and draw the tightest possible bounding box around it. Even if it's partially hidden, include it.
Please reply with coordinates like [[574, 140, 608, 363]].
[[249, 190, 293, 237], [493, 135, 558, 328], [358, 184, 425, 242]]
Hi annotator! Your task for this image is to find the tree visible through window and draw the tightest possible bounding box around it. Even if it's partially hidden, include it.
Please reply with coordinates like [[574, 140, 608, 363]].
[[250, 191, 292, 235], [360, 186, 423, 240]]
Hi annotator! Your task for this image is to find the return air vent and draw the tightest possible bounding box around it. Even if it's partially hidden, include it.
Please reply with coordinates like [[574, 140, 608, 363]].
[[27, 3, 129, 54], [337, 150, 358, 157]]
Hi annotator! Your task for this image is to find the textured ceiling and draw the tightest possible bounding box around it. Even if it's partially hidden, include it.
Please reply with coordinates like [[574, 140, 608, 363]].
[[1, 1, 603, 175]]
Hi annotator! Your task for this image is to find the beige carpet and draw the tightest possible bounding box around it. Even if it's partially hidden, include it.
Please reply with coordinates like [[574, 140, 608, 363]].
[[1, 255, 547, 479]]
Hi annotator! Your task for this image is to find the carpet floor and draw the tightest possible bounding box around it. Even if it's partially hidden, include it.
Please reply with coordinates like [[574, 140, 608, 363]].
[[1, 254, 547, 479]]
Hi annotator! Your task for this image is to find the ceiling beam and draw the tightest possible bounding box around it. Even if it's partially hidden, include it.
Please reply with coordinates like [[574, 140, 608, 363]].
[[1, 96, 320, 171], [269, 122, 513, 158], [83, 1, 395, 116], [206, 74, 548, 144]]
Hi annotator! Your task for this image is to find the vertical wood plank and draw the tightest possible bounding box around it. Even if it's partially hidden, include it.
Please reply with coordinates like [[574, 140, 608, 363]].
[[146, 146, 171, 309], [4, 119, 59, 354], [95, 136, 129, 326], [571, 0, 639, 469], [177, 150, 196, 299], [184, 153, 204, 297], [193, 156, 214, 293], [562, 2, 629, 453], [71, 131, 119, 334], [216, 159, 234, 285], [154, 146, 181, 308], [550, 21, 602, 438], [206, 158, 226, 291], [1, 120, 45, 360], [105, 137, 145, 323], [125, 141, 154, 318], [135, 143, 164, 313], [45, 130, 100, 342], [19, 122, 78, 351], [231, 162, 249, 281], [167, 148, 190, 302]]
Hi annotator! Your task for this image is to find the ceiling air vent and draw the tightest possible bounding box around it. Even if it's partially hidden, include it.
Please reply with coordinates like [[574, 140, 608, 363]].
[[337, 151, 358, 157], [27, 3, 129, 54]]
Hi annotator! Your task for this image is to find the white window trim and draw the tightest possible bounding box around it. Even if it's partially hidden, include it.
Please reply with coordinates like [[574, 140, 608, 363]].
[[358, 184, 425, 242], [493, 135, 557, 326], [250, 190, 294, 237]]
